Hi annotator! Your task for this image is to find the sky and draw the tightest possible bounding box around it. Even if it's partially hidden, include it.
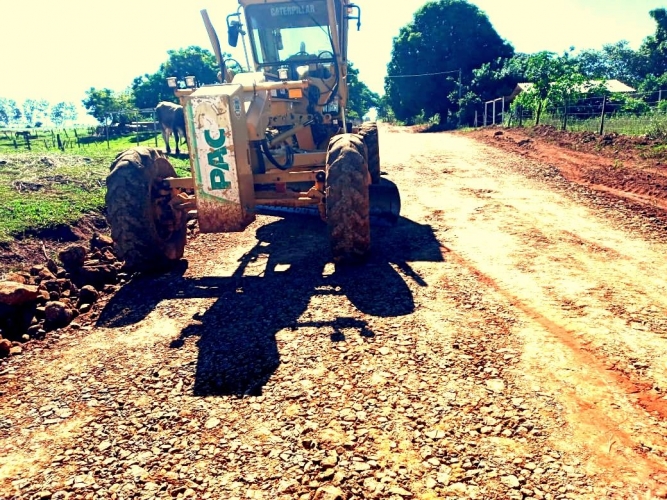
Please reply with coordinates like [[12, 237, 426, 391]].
[[0, 0, 663, 117]]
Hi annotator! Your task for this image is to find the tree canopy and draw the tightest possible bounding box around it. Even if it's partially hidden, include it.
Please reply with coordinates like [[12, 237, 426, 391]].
[[346, 62, 380, 120], [385, 0, 513, 125], [575, 41, 648, 86], [640, 8, 667, 77], [50, 102, 78, 127], [511, 51, 589, 125], [22, 99, 50, 127], [82, 88, 136, 125], [132, 46, 225, 109], [375, 3, 667, 127], [0, 98, 21, 127]]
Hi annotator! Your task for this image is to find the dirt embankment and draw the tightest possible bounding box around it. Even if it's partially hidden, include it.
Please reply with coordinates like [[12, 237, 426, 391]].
[[466, 125, 667, 221]]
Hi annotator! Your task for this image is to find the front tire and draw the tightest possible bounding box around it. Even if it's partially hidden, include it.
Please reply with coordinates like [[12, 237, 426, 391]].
[[358, 122, 381, 184], [106, 147, 187, 272], [326, 134, 371, 264]]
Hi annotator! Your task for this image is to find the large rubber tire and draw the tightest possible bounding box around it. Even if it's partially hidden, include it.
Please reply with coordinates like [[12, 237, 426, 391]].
[[358, 121, 381, 184], [106, 147, 187, 272], [326, 134, 371, 264]]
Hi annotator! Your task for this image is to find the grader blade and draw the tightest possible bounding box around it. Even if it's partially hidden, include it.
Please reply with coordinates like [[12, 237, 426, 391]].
[[369, 179, 401, 225]]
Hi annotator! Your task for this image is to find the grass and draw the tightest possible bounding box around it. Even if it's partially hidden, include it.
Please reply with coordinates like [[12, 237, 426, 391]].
[[0, 130, 191, 243], [533, 112, 667, 137], [0, 128, 162, 153]]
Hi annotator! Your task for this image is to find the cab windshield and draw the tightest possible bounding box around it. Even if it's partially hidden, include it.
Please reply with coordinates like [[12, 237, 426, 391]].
[[245, 1, 335, 69]]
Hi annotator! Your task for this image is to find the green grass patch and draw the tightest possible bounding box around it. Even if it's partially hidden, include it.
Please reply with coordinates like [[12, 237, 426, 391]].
[[537, 112, 667, 137], [0, 128, 164, 154], [0, 132, 192, 243]]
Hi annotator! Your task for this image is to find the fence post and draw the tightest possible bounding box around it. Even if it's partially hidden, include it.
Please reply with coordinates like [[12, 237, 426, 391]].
[[518, 105, 523, 127], [474, 110, 478, 127], [154, 110, 158, 147], [562, 97, 568, 131], [501, 97, 505, 126], [483, 103, 487, 126], [492, 100, 496, 125], [599, 95, 607, 135]]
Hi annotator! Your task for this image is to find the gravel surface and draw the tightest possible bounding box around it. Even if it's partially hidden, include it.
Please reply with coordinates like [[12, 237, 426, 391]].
[[2, 126, 667, 499]]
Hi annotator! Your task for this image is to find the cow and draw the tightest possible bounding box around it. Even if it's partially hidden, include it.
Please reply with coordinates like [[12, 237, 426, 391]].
[[155, 101, 186, 155]]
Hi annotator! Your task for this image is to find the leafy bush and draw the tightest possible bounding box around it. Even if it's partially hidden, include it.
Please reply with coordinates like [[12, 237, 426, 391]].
[[620, 97, 650, 115]]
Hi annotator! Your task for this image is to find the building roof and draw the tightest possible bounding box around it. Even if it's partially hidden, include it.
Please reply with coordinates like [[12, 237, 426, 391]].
[[508, 79, 636, 101]]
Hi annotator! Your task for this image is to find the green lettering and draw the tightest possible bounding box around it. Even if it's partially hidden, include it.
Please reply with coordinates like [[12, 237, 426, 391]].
[[210, 169, 231, 190], [207, 147, 229, 169], [204, 128, 226, 148]]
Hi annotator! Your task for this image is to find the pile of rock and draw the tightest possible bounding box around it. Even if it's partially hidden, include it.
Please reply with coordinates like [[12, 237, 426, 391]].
[[0, 233, 125, 358]]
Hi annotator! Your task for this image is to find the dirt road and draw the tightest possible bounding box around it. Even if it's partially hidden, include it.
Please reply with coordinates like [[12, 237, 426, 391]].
[[2, 127, 667, 499]]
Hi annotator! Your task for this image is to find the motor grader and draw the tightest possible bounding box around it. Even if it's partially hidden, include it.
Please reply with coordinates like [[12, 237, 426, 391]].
[[105, 0, 401, 271]]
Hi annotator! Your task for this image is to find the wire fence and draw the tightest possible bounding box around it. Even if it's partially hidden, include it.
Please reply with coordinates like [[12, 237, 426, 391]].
[[482, 89, 667, 137], [0, 109, 160, 152]]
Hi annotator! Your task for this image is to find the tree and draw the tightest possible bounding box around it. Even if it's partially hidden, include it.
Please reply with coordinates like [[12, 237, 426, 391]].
[[376, 95, 398, 122], [511, 51, 588, 125], [62, 102, 78, 125], [50, 101, 78, 127], [131, 46, 224, 109], [50, 103, 65, 127], [385, 0, 513, 125], [640, 8, 667, 77], [451, 54, 530, 125], [576, 41, 648, 87], [83, 88, 136, 125], [10, 100, 21, 123], [22, 99, 39, 126], [34, 99, 50, 124], [0, 101, 8, 127], [638, 72, 667, 94], [0, 98, 21, 127], [346, 62, 380, 120], [132, 72, 175, 110]]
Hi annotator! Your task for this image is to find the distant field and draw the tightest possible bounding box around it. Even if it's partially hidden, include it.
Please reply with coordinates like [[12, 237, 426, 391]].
[[0, 127, 161, 153], [0, 130, 190, 243]]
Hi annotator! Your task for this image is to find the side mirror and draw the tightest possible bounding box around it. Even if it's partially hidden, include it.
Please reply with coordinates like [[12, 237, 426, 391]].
[[228, 22, 241, 47]]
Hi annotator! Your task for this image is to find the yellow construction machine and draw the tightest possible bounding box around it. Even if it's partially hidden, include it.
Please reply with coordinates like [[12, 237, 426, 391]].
[[105, 0, 401, 271]]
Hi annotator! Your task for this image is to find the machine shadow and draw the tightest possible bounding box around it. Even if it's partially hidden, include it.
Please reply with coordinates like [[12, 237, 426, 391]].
[[97, 214, 445, 397]]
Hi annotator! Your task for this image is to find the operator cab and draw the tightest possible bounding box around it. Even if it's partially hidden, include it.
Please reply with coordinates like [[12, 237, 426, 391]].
[[244, 1, 341, 82]]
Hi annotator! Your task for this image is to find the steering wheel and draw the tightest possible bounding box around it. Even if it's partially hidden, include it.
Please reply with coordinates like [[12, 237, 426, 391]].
[[224, 58, 244, 73]]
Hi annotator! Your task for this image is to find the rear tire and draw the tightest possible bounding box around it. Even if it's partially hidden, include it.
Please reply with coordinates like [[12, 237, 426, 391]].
[[326, 134, 371, 264], [358, 121, 380, 184], [105, 147, 187, 272]]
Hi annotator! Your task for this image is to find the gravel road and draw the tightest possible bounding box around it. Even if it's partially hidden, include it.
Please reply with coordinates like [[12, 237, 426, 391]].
[[2, 127, 667, 499]]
